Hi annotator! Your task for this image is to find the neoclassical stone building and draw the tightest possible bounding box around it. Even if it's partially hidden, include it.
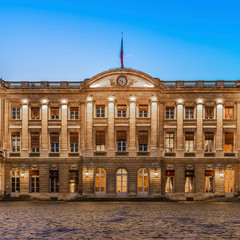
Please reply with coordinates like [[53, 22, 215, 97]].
[[0, 68, 239, 200]]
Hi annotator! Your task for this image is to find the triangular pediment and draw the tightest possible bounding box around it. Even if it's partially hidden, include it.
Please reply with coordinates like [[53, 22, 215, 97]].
[[84, 68, 161, 89]]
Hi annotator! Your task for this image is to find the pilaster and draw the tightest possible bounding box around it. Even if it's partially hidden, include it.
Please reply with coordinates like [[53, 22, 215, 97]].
[[21, 101, 29, 158], [61, 101, 68, 158], [129, 96, 136, 156], [150, 96, 158, 157], [196, 100, 204, 157], [41, 100, 48, 157], [216, 100, 223, 157], [107, 97, 115, 157], [176, 99, 184, 157]]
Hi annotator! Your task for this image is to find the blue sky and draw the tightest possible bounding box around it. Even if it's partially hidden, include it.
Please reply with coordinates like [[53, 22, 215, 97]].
[[1, 0, 240, 81]]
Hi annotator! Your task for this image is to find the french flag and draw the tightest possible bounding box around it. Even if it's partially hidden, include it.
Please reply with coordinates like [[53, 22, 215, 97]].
[[120, 33, 123, 68]]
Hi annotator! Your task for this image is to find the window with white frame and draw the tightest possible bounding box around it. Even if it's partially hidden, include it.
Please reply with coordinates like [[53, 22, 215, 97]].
[[96, 131, 105, 152], [205, 132, 214, 152], [139, 105, 148, 118], [166, 107, 174, 119], [117, 105, 126, 118], [96, 105, 105, 118], [70, 132, 79, 152], [117, 131, 126, 152], [11, 133, 20, 152], [185, 107, 194, 119], [31, 132, 40, 152], [50, 170, 59, 193], [50, 133, 59, 152], [138, 131, 148, 152], [11, 169, 20, 193], [185, 132, 194, 152], [12, 107, 20, 120], [30, 170, 39, 193], [165, 132, 174, 152], [70, 107, 79, 120]]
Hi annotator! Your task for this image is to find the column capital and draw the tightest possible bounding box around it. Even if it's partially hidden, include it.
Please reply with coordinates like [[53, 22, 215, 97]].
[[196, 98, 204, 105], [21, 99, 29, 106], [149, 96, 158, 103], [216, 98, 223, 105], [129, 96, 137, 102], [176, 98, 183, 105], [85, 96, 94, 103]]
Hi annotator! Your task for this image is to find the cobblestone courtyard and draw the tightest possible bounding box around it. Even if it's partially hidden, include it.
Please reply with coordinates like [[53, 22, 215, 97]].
[[0, 201, 240, 239]]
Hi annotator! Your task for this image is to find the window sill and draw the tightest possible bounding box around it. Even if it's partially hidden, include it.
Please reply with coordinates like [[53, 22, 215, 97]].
[[164, 152, 176, 157], [184, 152, 196, 157], [115, 152, 128, 156], [94, 152, 106, 156], [9, 153, 20, 157], [224, 152, 235, 157], [29, 153, 40, 157], [204, 152, 215, 157], [137, 152, 150, 156], [49, 153, 60, 157], [68, 152, 79, 157]]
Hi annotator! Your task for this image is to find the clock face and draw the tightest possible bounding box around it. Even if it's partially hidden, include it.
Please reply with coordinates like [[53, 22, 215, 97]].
[[117, 76, 127, 86]]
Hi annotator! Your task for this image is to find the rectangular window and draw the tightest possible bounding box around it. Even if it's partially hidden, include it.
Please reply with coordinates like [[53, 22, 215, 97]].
[[185, 170, 194, 193], [139, 105, 148, 118], [165, 132, 174, 152], [31, 107, 40, 120], [185, 132, 194, 152], [70, 132, 79, 152], [50, 170, 59, 193], [185, 107, 194, 119], [138, 131, 148, 152], [117, 131, 126, 152], [11, 170, 20, 193], [205, 170, 214, 193], [205, 107, 214, 119], [225, 107, 233, 119], [12, 107, 20, 120], [70, 107, 79, 120], [96, 105, 105, 118], [50, 133, 59, 152], [165, 170, 174, 193], [96, 131, 105, 152], [11, 133, 20, 152], [205, 132, 214, 152], [31, 132, 40, 152], [69, 170, 78, 193], [166, 107, 174, 119], [117, 105, 126, 118], [224, 132, 234, 152], [30, 170, 39, 193], [50, 107, 59, 120]]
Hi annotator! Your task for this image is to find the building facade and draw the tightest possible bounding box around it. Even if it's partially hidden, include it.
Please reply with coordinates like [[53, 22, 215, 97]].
[[0, 68, 240, 200]]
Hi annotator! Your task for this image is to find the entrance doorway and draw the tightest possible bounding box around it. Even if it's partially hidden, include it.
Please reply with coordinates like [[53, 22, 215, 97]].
[[224, 170, 234, 197]]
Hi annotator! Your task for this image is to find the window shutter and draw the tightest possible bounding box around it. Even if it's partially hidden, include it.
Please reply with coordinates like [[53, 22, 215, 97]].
[[139, 105, 148, 111], [30, 170, 39, 176], [138, 131, 148, 144], [96, 131, 105, 145], [70, 107, 78, 111], [31, 133, 39, 148], [70, 132, 78, 144], [117, 131, 126, 141], [185, 132, 194, 140], [118, 105, 126, 110], [51, 107, 59, 116], [50, 133, 59, 144], [205, 132, 214, 140], [31, 107, 40, 119], [225, 132, 233, 144], [165, 170, 175, 177]]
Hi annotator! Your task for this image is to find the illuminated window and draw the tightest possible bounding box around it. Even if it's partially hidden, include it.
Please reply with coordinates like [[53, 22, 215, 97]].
[[225, 107, 233, 119], [11, 169, 20, 193], [31, 132, 40, 152], [50, 133, 59, 152], [12, 107, 20, 120], [96, 131, 105, 152], [185, 132, 194, 152], [139, 105, 148, 118], [185, 170, 194, 193], [70, 107, 79, 120], [205, 107, 214, 119], [96, 105, 105, 118], [224, 132, 233, 152], [117, 131, 126, 152], [166, 107, 174, 119], [205, 132, 214, 152], [50, 107, 59, 120], [137, 168, 149, 195], [138, 131, 148, 152], [116, 168, 128, 196], [165, 132, 174, 152], [224, 170, 234, 193], [11, 133, 20, 152], [205, 170, 214, 193], [185, 107, 194, 119], [31, 107, 40, 120], [165, 170, 174, 193], [95, 168, 106, 195], [117, 105, 126, 118], [30, 170, 39, 193], [69, 170, 78, 193], [70, 132, 79, 152], [50, 170, 59, 193]]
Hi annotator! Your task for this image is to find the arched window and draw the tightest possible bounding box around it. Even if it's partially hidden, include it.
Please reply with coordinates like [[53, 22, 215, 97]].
[[116, 168, 128, 197], [95, 168, 106, 196], [137, 168, 149, 197]]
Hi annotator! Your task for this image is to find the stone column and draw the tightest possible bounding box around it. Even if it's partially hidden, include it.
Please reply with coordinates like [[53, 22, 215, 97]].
[[159, 102, 164, 157], [196, 100, 204, 157], [129, 96, 136, 156], [176, 99, 184, 157], [236, 102, 240, 155], [107, 97, 115, 157], [216, 100, 223, 157], [85, 97, 94, 156], [21, 101, 29, 158], [150, 96, 158, 157], [61, 102, 68, 158], [41, 100, 48, 157], [3, 100, 9, 153]]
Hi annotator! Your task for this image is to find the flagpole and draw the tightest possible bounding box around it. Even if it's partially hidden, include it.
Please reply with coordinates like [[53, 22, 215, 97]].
[[120, 32, 124, 69]]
